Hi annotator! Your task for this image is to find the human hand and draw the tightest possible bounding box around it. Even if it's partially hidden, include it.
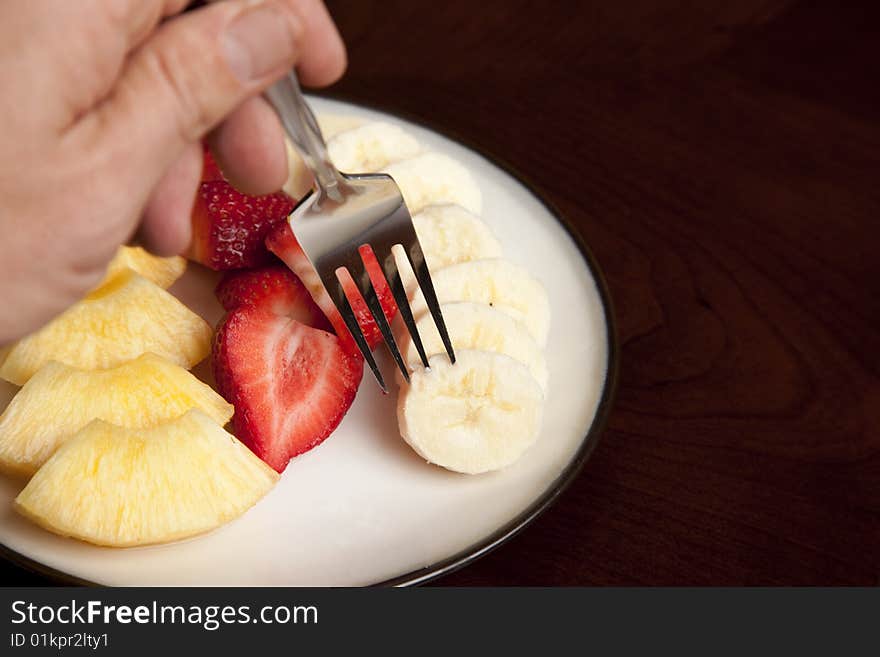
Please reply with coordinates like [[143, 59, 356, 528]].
[[0, 0, 345, 344]]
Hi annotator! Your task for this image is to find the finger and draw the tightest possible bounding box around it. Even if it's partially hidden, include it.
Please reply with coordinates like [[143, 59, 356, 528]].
[[202, 0, 346, 86], [75, 0, 305, 210], [292, 0, 347, 86], [0, 1, 190, 132], [207, 97, 288, 195], [101, 0, 189, 51], [138, 141, 201, 255]]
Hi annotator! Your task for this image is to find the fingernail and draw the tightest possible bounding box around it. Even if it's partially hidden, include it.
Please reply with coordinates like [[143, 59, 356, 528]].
[[222, 2, 302, 82]]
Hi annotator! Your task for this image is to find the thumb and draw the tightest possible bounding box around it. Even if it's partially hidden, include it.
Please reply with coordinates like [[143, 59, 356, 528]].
[[85, 0, 303, 206]]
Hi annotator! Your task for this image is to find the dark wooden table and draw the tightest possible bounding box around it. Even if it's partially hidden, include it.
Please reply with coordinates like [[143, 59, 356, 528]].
[[4, 0, 878, 586]]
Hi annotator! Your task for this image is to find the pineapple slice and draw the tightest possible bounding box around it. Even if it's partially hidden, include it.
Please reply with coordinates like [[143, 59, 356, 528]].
[[94, 246, 186, 292], [0, 353, 233, 476], [0, 270, 211, 385], [15, 410, 278, 547]]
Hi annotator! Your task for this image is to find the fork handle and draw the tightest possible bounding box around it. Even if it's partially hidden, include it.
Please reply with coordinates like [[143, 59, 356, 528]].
[[264, 71, 348, 202]]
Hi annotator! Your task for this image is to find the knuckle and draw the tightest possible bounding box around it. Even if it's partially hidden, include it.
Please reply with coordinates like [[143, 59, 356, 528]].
[[143, 41, 212, 144]]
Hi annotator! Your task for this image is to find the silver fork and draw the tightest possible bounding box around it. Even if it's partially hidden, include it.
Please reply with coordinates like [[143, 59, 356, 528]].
[[265, 72, 455, 391]]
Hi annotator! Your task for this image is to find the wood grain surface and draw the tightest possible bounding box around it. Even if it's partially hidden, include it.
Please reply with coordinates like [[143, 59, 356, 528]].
[[4, 0, 878, 586], [323, 0, 880, 585]]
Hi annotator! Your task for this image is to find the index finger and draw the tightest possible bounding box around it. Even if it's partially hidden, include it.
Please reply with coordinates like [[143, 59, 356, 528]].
[[116, 0, 193, 50], [201, 0, 346, 85], [288, 0, 346, 86], [0, 0, 191, 134]]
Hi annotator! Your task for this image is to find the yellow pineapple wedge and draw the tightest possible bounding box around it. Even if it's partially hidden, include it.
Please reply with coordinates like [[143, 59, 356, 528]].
[[0, 270, 211, 385], [15, 410, 278, 547], [0, 353, 233, 476], [94, 246, 186, 292]]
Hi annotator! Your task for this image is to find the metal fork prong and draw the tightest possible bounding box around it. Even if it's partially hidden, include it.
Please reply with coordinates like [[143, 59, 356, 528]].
[[351, 253, 410, 383], [407, 243, 456, 365], [381, 248, 431, 370], [320, 269, 387, 392]]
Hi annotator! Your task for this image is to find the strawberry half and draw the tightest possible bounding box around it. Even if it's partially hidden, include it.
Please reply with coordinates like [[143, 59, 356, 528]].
[[265, 221, 398, 351], [215, 264, 331, 331], [187, 180, 295, 271], [213, 306, 363, 473]]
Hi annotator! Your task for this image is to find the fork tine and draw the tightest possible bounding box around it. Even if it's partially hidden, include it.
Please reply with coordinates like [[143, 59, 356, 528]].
[[407, 242, 456, 365], [380, 247, 431, 370], [351, 249, 410, 383], [318, 268, 387, 392]]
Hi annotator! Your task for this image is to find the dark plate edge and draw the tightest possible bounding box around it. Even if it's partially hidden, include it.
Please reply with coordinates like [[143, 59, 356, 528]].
[[0, 91, 620, 588]]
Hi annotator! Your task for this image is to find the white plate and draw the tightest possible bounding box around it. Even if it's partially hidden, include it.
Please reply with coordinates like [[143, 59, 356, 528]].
[[0, 97, 616, 586]]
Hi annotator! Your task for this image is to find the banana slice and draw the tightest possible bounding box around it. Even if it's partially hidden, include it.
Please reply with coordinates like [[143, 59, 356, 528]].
[[395, 302, 548, 392], [398, 351, 544, 474], [383, 152, 482, 215], [318, 114, 364, 139], [282, 139, 312, 199], [408, 259, 551, 346], [283, 115, 366, 199], [413, 204, 502, 271], [328, 122, 421, 173]]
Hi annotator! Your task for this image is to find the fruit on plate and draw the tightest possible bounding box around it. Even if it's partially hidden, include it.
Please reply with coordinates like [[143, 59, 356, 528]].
[[327, 122, 421, 173], [213, 304, 363, 472], [215, 264, 330, 331], [0, 270, 211, 385], [187, 180, 295, 270], [412, 204, 503, 271], [397, 350, 544, 474], [318, 113, 364, 139], [383, 152, 482, 215], [15, 410, 278, 547], [95, 245, 186, 292], [283, 114, 367, 198], [0, 353, 233, 476], [266, 222, 397, 350], [201, 142, 224, 182], [395, 302, 548, 392], [408, 258, 551, 346], [283, 138, 313, 199]]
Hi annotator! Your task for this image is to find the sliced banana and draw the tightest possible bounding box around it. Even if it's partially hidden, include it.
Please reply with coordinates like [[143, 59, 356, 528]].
[[398, 351, 544, 474], [283, 115, 366, 198], [384, 152, 482, 215], [408, 259, 551, 346], [282, 138, 312, 199], [328, 122, 421, 173], [318, 114, 364, 139], [413, 204, 502, 271], [395, 302, 548, 392]]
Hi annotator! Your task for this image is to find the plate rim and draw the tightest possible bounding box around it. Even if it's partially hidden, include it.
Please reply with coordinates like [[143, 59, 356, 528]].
[[0, 92, 620, 587]]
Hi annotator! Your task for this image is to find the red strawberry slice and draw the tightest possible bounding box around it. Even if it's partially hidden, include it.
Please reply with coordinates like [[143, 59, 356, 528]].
[[215, 264, 331, 332], [265, 221, 398, 351], [201, 143, 224, 182], [213, 306, 363, 472], [187, 180, 295, 271]]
